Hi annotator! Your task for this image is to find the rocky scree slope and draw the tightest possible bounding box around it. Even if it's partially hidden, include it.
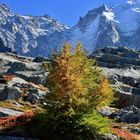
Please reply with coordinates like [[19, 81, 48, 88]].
[[92, 46, 140, 109], [0, 52, 48, 113], [0, 49, 140, 139], [1, 0, 140, 56], [0, 52, 48, 140]]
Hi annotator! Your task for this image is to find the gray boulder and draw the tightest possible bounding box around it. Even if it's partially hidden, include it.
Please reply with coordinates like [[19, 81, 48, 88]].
[[15, 71, 47, 85], [0, 107, 23, 117], [0, 86, 22, 101], [14, 83, 33, 89], [8, 77, 28, 86], [98, 107, 113, 117], [128, 127, 140, 135], [25, 89, 45, 104], [112, 105, 140, 123], [33, 56, 48, 63], [103, 134, 119, 140], [8, 61, 41, 73], [121, 76, 138, 86], [114, 84, 140, 108]]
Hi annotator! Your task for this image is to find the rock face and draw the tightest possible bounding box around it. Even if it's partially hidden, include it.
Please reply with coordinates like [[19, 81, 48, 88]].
[[0, 4, 69, 57], [1, 1, 140, 56], [92, 46, 140, 108], [69, 5, 120, 52], [0, 52, 48, 104]]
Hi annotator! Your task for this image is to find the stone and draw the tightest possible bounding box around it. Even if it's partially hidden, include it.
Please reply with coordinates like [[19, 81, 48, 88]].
[[115, 91, 135, 108], [98, 107, 113, 117], [25, 89, 45, 104], [8, 77, 28, 86], [103, 134, 119, 140], [128, 127, 140, 135], [8, 61, 41, 73], [98, 46, 140, 59], [0, 86, 22, 101], [114, 84, 140, 108], [33, 56, 48, 63], [25, 94, 40, 104], [122, 76, 138, 86], [92, 47, 140, 109], [0, 107, 23, 117], [15, 71, 47, 85], [112, 105, 140, 123], [14, 83, 33, 89]]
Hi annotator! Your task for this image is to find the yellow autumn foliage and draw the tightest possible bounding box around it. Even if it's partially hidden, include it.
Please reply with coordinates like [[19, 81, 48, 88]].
[[43, 43, 115, 138], [46, 43, 114, 113]]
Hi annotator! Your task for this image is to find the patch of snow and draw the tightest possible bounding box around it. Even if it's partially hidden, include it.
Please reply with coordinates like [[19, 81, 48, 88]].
[[127, 0, 136, 5], [22, 46, 29, 54], [102, 11, 119, 23], [132, 7, 140, 12], [103, 11, 114, 21], [103, 67, 140, 79], [20, 15, 32, 20]]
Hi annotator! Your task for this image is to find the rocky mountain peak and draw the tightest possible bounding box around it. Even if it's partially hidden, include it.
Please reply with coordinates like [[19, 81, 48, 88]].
[[0, 4, 10, 13], [100, 4, 110, 11], [0, 4, 70, 56], [0, 4, 12, 23], [70, 4, 120, 52], [0, 2, 140, 56], [77, 4, 111, 28]]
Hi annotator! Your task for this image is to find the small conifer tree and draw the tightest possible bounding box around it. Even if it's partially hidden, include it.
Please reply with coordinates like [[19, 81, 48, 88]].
[[45, 43, 114, 139]]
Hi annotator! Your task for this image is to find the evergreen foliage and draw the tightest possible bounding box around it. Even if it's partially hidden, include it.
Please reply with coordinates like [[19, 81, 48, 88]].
[[44, 43, 114, 139]]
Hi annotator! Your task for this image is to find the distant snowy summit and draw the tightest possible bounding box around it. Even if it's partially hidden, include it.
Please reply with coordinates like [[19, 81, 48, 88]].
[[0, 0, 140, 56], [70, 0, 140, 52], [0, 4, 70, 56]]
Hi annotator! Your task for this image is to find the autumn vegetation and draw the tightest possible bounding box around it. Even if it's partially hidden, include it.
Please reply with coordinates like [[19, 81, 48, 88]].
[[1, 44, 138, 139], [112, 128, 140, 140], [42, 43, 114, 139]]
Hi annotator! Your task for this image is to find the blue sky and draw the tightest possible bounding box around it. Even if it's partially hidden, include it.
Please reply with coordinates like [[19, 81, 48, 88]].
[[0, 0, 119, 26]]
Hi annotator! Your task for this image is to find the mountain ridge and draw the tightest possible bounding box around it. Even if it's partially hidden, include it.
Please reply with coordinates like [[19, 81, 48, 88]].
[[0, 1, 140, 56]]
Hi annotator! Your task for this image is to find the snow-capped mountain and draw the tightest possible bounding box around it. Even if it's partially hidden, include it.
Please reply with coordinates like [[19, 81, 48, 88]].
[[69, 5, 120, 52], [0, 0, 140, 56], [113, 0, 140, 50], [0, 4, 69, 56], [69, 0, 140, 52]]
